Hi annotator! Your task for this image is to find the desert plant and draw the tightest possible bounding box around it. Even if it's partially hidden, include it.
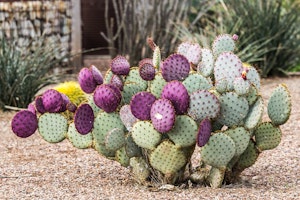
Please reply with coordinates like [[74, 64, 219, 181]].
[[0, 36, 69, 109], [11, 34, 291, 188], [179, 0, 300, 77]]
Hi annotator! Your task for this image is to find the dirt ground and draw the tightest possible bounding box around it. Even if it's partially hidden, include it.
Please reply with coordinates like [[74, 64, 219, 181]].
[[0, 76, 299, 200]]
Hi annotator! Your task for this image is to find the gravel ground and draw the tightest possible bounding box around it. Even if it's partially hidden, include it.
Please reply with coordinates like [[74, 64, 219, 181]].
[[0, 76, 299, 200]]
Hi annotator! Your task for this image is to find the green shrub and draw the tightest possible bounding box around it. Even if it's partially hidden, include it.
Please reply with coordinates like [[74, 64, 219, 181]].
[[0, 37, 68, 109]]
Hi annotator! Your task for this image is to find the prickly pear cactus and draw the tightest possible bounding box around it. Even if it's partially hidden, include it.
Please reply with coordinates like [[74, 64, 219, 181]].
[[11, 34, 291, 188]]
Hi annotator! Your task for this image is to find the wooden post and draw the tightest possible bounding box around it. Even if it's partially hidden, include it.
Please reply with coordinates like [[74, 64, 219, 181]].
[[71, 0, 82, 71]]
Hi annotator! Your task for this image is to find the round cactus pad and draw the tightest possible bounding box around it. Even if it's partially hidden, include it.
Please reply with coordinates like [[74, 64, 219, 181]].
[[207, 167, 225, 189], [254, 122, 282, 151], [197, 118, 212, 147], [90, 65, 103, 85], [182, 73, 213, 94], [197, 48, 214, 77], [93, 84, 121, 113], [130, 91, 156, 120], [35, 96, 46, 114], [161, 54, 190, 82], [215, 78, 228, 94], [212, 34, 235, 57], [149, 73, 167, 98], [38, 113, 68, 143], [225, 127, 250, 156], [138, 58, 153, 67], [234, 77, 250, 96], [149, 140, 187, 175], [110, 75, 124, 91], [131, 121, 162, 150], [110, 55, 130, 75], [105, 128, 126, 151], [201, 133, 236, 168], [78, 67, 97, 94], [161, 80, 189, 114], [216, 92, 249, 127], [94, 141, 116, 158], [187, 90, 220, 121], [167, 115, 198, 147], [119, 105, 138, 131], [150, 99, 176, 133], [177, 42, 202, 65], [11, 110, 38, 138], [244, 97, 264, 129], [214, 52, 243, 90], [267, 84, 291, 126], [246, 85, 259, 105], [125, 68, 148, 89], [125, 134, 142, 158], [42, 89, 63, 113], [67, 122, 93, 149], [74, 104, 94, 135], [139, 62, 156, 81], [115, 147, 130, 167], [245, 66, 260, 90], [234, 140, 259, 170]]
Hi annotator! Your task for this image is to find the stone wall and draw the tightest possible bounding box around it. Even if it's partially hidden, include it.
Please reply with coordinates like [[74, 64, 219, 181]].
[[0, 0, 72, 60]]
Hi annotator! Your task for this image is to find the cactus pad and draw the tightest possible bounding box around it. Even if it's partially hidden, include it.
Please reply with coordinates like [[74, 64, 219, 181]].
[[78, 67, 97, 94], [197, 48, 214, 77], [110, 55, 130, 75], [233, 140, 259, 171], [216, 92, 249, 127], [161, 54, 190, 82], [115, 147, 130, 167], [35, 96, 46, 114], [130, 157, 150, 184], [94, 142, 116, 158], [130, 91, 156, 120], [90, 65, 103, 85], [67, 122, 93, 149], [149, 140, 187, 175], [177, 42, 202, 65], [104, 128, 125, 151], [254, 122, 282, 151], [215, 79, 228, 94], [149, 73, 167, 98], [197, 118, 212, 147], [225, 127, 250, 156], [212, 34, 235, 57], [110, 75, 124, 91], [42, 89, 63, 113], [139, 62, 156, 81], [167, 115, 198, 147], [11, 110, 38, 138], [150, 99, 176, 133], [27, 103, 36, 115], [187, 90, 220, 121], [201, 133, 236, 168], [245, 66, 260, 90], [119, 105, 138, 131], [93, 84, 121, 113], [161, 80, 189, 114], [131, 121, 162, 150], [244, 97, 264, 129], [246, 85, 259, 105], [182, 73, 213, 94], [153, 46, 161, 68], [267, 84, 291, 126], [207, 167, 225, 188], [74, 104, 94, 135], [125, 134, 142, 157], [38, 113, 68, 143], [234, 77, 250, 96]]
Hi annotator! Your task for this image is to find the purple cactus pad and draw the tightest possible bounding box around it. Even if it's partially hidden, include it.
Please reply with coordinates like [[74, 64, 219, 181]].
[[150, 98, 176, 133], [130, 91, 156, 120], [74, 104, 94, 135], [161, 54, 190, 82], [106, 84, 122, 102], [66, 102, 77, 113], [161, 80, 189, 114], [42, 89, 63, 113], [139, 62, 156, 81], [58, 93, 70, 112], [110, 55, 130, 75], [93, 84, 121, 113], [110, 75, 124, 91], [90, 65, 103, 85], [35, 96, 46, 114], [78, 67, 98, 94], [11, 110, 38, 138], [197, 118, 212, 147], [27, 103, 36, 115], [138, 58, 153, 68]]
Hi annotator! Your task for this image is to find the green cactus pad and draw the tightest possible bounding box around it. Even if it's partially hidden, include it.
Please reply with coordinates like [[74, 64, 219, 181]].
[[254, 122, 282, 151], [225, 127, 250, 157], [105, 128, 126, 151], [153, 46, 161, 69], [216, 92, 249, 127], [149, 140, 187, 175], [130, 157, 150, 184], [38, 113, 68, 143], [212, 34, 235, 57], [244, 97, 264, 129], [167, 115, 198, 148], [131, 121, 162, 150], [67, 122, 93, 149], [215, 78, 228, 94], [246, 85, 259, 106], [115, 147, 130, 167], [93, 112, 125, 145], [234, 77, 250, 96], [87, 95, 102, 115], [104, 69, 114, 84], [149, 73, 167, 98], [94, 141, 116, 158], [214, 52, 243, 90], [188, 90, 220, 121], [207, 167, 225, 188], [246, 66, 260, 90], [267, 84, 291, 126], [201, 133, 236, 168], [122, 83, 142, 104], [197, 48, 214, 77], [125, 68, 148, 89], [233, 140, 259, 170], [125, 134, 142, 158], [182, 73, 213, 94]]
